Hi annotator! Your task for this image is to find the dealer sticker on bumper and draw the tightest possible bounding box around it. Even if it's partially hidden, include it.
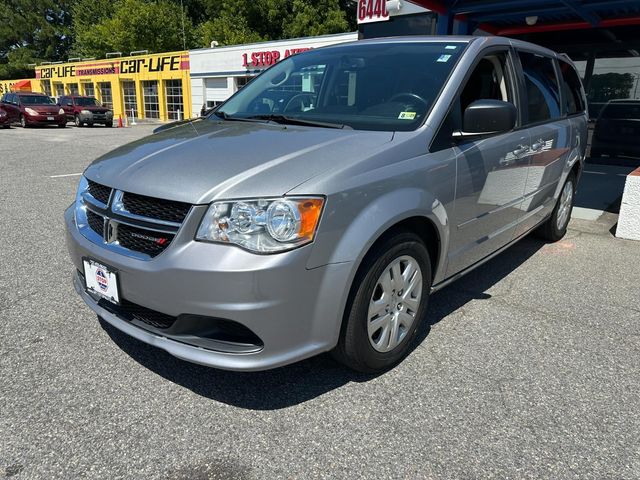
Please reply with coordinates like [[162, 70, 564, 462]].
[[83, 259, 120, 304]]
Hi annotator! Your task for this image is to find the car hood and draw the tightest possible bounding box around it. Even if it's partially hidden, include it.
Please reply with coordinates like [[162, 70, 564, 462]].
[[30, 105, 60, 114], [82, 106, 110, 113], [84, 119, 394, 204]]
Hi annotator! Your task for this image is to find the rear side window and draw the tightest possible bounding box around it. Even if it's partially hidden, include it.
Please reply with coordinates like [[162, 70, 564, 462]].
[[559, 60, 585, 115], [518, 51, 561, 124], [600, 103, 640, 120]]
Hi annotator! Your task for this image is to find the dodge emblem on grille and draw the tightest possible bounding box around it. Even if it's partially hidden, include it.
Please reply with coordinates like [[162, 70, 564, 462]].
[[129, 231, 168, 245], [106, 221, 117, 243]]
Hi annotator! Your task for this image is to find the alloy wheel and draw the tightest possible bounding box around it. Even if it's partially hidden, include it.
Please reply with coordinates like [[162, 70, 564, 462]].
[[367, 255, 423, 353], [556, 180, 574, 231]]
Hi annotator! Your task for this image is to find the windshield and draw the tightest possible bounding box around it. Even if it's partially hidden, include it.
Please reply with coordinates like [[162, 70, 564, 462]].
[[75, 97, 100, 107], [216, 41, 467, 131], [20, 95, 55, 105], [601, 103, 640, 120]]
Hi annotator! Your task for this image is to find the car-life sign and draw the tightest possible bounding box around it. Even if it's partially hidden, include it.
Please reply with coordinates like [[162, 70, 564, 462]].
[[358, 0, 390, 24]]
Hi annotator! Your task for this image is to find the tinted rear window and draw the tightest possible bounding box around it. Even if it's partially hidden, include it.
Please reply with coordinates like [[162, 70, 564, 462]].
[[600, 103, 640, 119], [559, 60, 585, 115]]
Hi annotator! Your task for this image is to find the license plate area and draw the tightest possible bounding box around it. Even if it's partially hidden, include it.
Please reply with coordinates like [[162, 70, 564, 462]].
[[47, 116, 54, 121], [83, 259, 120, 304]]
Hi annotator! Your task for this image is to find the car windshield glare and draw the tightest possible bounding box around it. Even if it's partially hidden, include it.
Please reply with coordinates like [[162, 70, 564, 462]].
[[75, 97, 100, 107], [215, 41, 467, 132], [20, 95, 55, 105]]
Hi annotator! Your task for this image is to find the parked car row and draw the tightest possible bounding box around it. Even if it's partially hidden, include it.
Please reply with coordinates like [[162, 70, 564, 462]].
[[0, 92, 113, 129]]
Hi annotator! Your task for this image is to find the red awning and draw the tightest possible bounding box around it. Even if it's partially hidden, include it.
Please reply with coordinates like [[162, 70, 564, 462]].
[[12, 80, 32, 91]]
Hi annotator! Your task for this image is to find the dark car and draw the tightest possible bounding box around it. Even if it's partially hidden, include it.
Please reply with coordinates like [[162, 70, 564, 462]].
[[0, 92, 66, 128], [591, 100, 640, 159], [0, 103, 19, 128], [58, 95, 113, 127]]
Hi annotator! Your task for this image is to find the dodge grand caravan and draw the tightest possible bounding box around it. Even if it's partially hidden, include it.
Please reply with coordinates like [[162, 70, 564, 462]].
[[65, 37, 588, 373]]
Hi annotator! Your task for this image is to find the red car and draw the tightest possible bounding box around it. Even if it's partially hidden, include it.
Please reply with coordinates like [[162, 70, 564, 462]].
[[0, 103, 19, 128], [58, 95, 114, 127], [0, 91, 66, 128]]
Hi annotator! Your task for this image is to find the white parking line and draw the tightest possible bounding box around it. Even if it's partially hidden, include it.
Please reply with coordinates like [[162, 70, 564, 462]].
[[50, 173, 83, 178]]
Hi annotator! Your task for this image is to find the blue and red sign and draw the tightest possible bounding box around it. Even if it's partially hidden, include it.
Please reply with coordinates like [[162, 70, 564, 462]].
[[95, 268, 109, 292]]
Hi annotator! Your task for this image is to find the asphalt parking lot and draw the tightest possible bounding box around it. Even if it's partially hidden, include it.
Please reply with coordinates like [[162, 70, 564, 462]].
[[1, 124, 639, 479]]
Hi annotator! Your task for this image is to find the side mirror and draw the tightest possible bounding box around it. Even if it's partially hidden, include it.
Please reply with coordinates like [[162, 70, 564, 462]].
[[453, 100, 517, 140]]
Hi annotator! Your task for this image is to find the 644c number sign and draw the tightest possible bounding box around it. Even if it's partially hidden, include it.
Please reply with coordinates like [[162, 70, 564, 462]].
[[358, 0, 390, 24]]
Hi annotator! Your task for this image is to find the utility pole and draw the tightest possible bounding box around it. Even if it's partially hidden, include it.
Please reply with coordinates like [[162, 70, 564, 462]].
[[634, 73, 640, 100], [181, 0, 186, 50]]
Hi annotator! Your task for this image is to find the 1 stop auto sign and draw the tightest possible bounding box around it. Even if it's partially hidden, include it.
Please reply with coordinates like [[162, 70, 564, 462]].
[[357, 0, 390, 23]]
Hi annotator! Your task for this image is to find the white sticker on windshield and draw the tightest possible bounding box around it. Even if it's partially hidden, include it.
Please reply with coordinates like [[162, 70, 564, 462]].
[[398, 111, 417, 120], [437, 54, 452, 63], [445, 45, 458, 50]]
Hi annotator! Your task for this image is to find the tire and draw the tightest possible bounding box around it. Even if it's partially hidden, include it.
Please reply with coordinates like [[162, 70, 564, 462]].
[[332, 231, 432, 373], [74, 115, 82, 127], [58, 122, 66, 128], [590, 149, 601, 159], [2, 125, 9, 129], [20, 115, 27, 128], [105, 122, 113, 128], [536, 172, 576, 242]]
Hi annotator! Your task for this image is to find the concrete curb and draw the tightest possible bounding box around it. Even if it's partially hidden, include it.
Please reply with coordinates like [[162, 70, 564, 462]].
[[616, 167, 640, 241]]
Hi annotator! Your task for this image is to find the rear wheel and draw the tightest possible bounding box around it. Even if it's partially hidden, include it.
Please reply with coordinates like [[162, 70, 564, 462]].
[[332, 232, 431, 373], [537, 172, 576, 242]]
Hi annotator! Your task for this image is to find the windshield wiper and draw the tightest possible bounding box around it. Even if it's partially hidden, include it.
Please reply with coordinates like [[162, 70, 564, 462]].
[[247, 114, 349, 129], [212, 111, 265, 123]]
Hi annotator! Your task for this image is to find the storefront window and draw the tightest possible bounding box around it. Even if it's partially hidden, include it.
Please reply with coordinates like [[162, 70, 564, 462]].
[[54, 83, 65, 99], [68, 83, 79, 95], [236, 76, 253, 90], [142, 80, 160, 119], [98, 82, 112, 109], [83, 83, 95, 98], [41, 81, 52, 97], [165, 79, 184, 120], [122, 80, 138, 118]]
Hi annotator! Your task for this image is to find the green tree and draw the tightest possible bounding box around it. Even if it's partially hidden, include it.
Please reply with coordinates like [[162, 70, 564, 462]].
[[588, 73, 635, 103], [72, 0, 196, 56], [0, 0, 73, 78]]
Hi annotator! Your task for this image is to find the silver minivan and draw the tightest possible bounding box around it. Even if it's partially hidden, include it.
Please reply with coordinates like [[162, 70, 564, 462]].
[[65, 36, 588, 373]]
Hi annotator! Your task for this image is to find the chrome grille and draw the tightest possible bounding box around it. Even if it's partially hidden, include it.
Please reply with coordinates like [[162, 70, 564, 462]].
[[87, 180, 112, 205], [78, 179, 191, 260], [122, 192, 191, 224]]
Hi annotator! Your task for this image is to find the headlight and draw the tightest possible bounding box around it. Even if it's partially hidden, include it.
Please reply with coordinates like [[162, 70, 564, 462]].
[[59, 108, 65, 115], [74, 176, 89, 223], [81, 109, 91, 114], [106, 111, 113, 117], [0, 111, 6, 117], [25, 108, 38, 116], [196, 197, 324, 253]]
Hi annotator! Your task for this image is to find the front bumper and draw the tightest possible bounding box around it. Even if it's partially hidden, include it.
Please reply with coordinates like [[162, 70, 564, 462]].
[[26, 113, 65, 124], [79, 112, 113, 124], [65, 205, 352, 371]]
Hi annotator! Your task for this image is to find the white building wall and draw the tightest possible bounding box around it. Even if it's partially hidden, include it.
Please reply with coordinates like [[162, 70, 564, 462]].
[[189, 32, 358, 117]]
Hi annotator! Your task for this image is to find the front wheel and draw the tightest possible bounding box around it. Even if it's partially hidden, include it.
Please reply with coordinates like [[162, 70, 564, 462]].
[[20, 115, 27, 128], [537, 172, 576, 242], [105, 121, 113, 128], [74, 115, 82, 127], [332, 232, 431, 373]]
